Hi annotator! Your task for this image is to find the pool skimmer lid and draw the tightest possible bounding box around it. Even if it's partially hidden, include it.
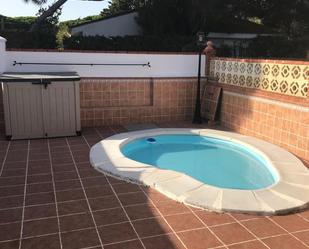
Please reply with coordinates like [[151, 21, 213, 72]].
[[146, 137, 156, 143]]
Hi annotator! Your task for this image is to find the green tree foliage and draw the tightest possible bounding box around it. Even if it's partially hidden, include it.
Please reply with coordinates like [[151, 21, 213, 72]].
[[136, 0, 309, 39], [23, 0, 46, 4], [101, 0, 144, 17], [137, 0, 196, 36], [0, 13, 59, 49], [225, 0, 309, 38]]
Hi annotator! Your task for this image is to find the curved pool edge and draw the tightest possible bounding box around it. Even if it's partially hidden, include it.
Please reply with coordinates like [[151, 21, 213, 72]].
[[89, 128, 309, 215]]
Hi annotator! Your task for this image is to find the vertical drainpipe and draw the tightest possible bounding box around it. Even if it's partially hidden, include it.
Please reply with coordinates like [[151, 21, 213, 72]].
[[0, 36, 7, 74]]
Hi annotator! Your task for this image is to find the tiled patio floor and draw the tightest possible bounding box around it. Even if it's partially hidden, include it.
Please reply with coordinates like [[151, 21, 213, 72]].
[[0, 124, 308, 249]]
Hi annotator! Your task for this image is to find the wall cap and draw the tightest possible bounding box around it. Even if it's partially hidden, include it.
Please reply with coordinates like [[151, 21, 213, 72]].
[[212, 57, 309, 65], [6, 48, 199, 55]]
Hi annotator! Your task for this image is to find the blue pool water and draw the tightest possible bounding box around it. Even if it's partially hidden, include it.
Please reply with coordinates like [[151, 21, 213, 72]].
[[121, 134, 277, 190]]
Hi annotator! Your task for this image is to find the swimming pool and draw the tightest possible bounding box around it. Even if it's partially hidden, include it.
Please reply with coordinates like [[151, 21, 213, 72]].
[[90, 128, 309, 214], [121, 134, 278, 190]]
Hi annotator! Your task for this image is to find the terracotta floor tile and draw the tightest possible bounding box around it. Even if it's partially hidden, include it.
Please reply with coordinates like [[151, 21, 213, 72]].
[[59, 212, 94, 232], [28, 166, 51, 175], [88, 195, 120, 211], [56, 189, 85, 202], [125, 203, 160, 220], [231, 213, 261, 221], [52, 157, 73, 166], [117, 192, 149, 206], [81, 176, 108, 188], [28, 159, 50, 168], [78, 169, 103, 178], [0, 222, 21, 241], [144, 188, 171, 204], [156, 200, 190, 216], [178, 228, 223, 249], [22, 217, 59, 237], [228, 240, 269, 249], [104, 239, 144, 249], [0, 208, 22, 223], [133, 216, 171, 237], [6, 153, 27, 162], [98, 222, 137, 244], [3, 161, 26, 169], [165, 213, 204, 232], [242, 218, 286, 238], [75, 163, 93, 172], [293, 230, 309, 246], [1, 168, 26, 177], [84, 186, 113, 198], [0, 176, 25, 187], [0, 195, 24, 209], [112, 182, 142, 194], [69, 144, 88, 151], [27, 174, 52, 184], [142, 234, 186, 249], [54, 171, 78, 182], [106, 176, 124, 185], [21, 234, 60, 249], [0, 185, 24, 197], [94, 207, 128, 226], [50, 152, 72, 159], [24, 204, 57, 220], [52, 163, 76, 173], [25, 192, 55, 206], [73, 154, 89, 161], [195, 211, 235, 226], [262, 234, 308, 249], [28, 153, 49, 161], [211, 223, 255, 244], [54, 179, 82, 192], [26, 182, 54, 194], [0, 240, 20, 249], [299, 211, 309, 220], [57, 199, 89, 215], [61, 228, 101, 249], [270, 215, 309, 232]]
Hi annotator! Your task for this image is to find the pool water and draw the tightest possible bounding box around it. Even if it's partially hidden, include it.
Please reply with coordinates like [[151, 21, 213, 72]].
[[121, 134, 277, 190]]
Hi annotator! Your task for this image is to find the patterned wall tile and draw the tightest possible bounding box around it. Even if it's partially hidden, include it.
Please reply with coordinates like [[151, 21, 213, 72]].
[[210, 59, 309, 98]]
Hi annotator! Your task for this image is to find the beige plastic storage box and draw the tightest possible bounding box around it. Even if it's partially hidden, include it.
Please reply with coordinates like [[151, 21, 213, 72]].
[[0, 72, 81, 140]]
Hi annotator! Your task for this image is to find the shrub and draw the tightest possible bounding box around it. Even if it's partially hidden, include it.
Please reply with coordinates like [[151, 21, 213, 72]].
[[247, 36, 309, 59], [63, 35, 199, 52], [0, 30, 57, 49]]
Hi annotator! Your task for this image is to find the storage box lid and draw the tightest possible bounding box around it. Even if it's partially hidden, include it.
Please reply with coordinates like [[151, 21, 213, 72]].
[[0, 72, 80, 82]]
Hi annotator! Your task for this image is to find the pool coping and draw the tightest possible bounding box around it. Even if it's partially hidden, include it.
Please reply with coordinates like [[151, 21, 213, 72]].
[[89, 128, 309, 215]]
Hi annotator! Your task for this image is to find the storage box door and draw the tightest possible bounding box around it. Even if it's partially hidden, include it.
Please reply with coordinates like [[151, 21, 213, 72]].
[[6, 83, 44, 139], [42, 81, 77, 137]]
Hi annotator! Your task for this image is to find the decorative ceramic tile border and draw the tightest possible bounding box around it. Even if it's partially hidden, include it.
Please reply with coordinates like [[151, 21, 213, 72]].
[[209, 58, 309, 98], [90, 128, 309, 215]]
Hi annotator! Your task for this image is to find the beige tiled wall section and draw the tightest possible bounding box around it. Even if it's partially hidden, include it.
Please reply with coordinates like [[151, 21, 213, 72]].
[[80, 78, 197, 127], [210, 59, 309, 98]]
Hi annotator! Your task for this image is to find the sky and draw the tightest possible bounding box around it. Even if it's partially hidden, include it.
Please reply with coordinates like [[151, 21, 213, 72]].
[[1, 0, 109, 21]]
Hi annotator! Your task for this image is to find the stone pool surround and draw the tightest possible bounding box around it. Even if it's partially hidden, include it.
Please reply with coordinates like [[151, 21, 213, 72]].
[[90, 128, 309, 215]]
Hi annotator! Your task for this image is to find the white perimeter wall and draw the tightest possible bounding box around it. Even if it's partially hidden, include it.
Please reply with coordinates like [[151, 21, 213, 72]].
[[0, 37, 6, 74], [71, 12, 140, 37], [4, 50, 205, 78]]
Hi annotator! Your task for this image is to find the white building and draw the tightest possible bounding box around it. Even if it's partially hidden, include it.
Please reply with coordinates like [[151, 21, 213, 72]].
[[70, 11, 141, 37]]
